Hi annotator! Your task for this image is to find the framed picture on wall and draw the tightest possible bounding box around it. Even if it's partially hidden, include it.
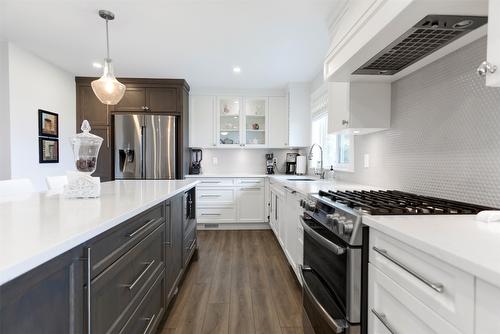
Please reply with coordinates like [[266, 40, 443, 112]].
[[39, 138, 59, 163], [38, 109, 59, 137]]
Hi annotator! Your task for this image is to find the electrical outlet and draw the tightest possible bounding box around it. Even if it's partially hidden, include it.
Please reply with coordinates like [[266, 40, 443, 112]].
[[212, 157, 218, 165], [364, 154, 370, 168]]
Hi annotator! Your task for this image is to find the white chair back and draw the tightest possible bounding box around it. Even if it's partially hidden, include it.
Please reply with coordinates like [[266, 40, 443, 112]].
[[0, 178, 36, 196], [46, 175, 68, 190]]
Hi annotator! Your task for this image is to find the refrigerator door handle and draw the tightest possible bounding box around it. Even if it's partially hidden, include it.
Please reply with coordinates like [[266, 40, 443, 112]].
[[141, 125, 146, 179]]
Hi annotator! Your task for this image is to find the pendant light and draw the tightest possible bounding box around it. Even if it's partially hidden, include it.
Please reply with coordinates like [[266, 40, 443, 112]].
[[91, 10, 126, 105]]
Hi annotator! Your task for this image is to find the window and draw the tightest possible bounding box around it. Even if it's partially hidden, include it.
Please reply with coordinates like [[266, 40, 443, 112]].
[[311, 112, 354, 172]]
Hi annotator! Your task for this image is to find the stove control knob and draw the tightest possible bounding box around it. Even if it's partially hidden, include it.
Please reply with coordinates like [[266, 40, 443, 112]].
[[299, 200, 305, 208], [338, 220, 354, 236], [326, 214, 336, 224], [304, 201, 317, 211]]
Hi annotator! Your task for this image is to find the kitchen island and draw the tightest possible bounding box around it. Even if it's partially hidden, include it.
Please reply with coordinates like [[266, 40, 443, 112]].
[[0, 179, 198, 334]]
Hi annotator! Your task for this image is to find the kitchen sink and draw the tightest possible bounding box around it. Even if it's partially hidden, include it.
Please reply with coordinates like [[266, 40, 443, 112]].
[[286, 178, 317, 181]]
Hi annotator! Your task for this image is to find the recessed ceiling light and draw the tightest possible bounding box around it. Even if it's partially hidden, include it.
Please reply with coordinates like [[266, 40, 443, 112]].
[[92, 62, 103, 69], [233, 66, 241, 74]]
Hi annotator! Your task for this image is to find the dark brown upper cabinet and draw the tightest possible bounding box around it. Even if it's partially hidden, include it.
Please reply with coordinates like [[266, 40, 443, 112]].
[[115, 87, 178, 113], [78, 85, 110, 126], [114, 87, 147, 112]]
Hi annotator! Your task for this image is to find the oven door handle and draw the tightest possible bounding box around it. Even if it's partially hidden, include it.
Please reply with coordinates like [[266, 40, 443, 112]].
[[299, 265, 347, 334], [300, 216, 346, 255]]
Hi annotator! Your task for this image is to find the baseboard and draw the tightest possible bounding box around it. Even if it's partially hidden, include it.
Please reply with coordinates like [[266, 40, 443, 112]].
[[197, 222, 271, 230]]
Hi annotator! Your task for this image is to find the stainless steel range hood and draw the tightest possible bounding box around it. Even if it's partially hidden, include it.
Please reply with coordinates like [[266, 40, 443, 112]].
[[353, 15, 487, 75]]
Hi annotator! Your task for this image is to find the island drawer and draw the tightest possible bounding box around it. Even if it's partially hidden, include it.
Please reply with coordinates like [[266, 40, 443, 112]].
[[197, 207, 236, 221], [90, 224, 165, 334], [119, 270, 165, 334], [235, 178, 264, 186], [197, 188, 235, 204], [89, 203, 165, 277], [370, 229, 474, 333]]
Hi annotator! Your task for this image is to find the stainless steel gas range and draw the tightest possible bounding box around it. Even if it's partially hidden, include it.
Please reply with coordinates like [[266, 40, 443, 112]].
[[299, 189, 492, 334]]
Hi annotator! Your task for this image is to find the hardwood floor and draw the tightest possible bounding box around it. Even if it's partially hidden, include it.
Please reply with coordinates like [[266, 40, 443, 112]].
[[161, 230, 304, 334]]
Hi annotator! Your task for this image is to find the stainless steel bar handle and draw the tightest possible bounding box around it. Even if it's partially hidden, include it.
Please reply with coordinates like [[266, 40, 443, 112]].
[[200, 194, 221, 198], [372, 246, 444, 293], [371, 309, 398, 334], [142, 314, 156, 334], [299, 265, 347, 334], [87, 247, 91, 334], [300, 216, 346, 255], [201, 181, 221, 184], [126, 260, 156, 291], [126, 219, 156, 238], [201, 213, 221, 216], [240, 181, 260, 184], [241, 187, 261, 191], [283, 186, 296, 194]]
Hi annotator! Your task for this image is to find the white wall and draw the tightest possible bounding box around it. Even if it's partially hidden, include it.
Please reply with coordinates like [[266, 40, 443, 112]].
[[0, 42, 11, 179], [7, 43, 76, 190]]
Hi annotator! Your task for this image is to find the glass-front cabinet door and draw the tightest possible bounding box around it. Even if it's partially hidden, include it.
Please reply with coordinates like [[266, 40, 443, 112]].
[[244, 97, 268, 147], [217, 97, 242, 146]]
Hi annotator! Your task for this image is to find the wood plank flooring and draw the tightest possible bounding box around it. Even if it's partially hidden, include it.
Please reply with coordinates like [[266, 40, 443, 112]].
[[161, 230, 304, 334]]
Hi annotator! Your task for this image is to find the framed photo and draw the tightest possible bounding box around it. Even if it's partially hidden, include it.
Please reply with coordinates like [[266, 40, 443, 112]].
[[39, 138, 59, 163], [38, 109, 58, 137]]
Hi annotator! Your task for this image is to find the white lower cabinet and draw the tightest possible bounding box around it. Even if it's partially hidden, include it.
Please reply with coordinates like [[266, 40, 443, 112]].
[[369, 264, 462, 334], [237, 186, 265, 222], [196, 177, 266, 226], [475, 279, 500, 334]]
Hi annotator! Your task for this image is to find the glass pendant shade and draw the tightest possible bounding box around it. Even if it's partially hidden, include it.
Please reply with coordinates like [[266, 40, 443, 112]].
[[91, 58, 126, 105]]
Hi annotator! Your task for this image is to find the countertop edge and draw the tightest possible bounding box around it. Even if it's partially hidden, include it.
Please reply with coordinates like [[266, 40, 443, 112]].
[[0, 180, 199, 286], [363, 216, 500, 287]]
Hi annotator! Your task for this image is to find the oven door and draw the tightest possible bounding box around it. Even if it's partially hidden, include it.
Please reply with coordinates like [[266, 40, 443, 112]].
[[300, 215, 361, 332]]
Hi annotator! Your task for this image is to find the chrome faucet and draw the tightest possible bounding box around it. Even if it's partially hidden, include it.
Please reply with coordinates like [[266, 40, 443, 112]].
[[308, 143, 325, 179]]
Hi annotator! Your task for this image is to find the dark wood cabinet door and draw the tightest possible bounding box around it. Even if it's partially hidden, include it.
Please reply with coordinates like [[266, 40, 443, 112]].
[[78, 86, 110, 126], [92, 126, 113, 182], [0, 248, 84, 334], [114, 87, 146, 112], [146, 87, 177, 112], [165, 195, 183, 306]]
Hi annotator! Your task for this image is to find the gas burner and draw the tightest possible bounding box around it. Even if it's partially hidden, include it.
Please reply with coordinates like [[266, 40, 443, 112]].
[[318, 190, 494, 215]]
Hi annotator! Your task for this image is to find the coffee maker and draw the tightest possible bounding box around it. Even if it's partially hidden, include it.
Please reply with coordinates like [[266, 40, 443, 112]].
[[265, 153, 274, 174], [286, 153, 299, 174], [190, 149, 202, 175]]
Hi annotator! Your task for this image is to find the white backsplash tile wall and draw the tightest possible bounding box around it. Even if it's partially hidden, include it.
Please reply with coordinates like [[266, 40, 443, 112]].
[[336, 37, 500, 208], [197, 149, 299, 175]]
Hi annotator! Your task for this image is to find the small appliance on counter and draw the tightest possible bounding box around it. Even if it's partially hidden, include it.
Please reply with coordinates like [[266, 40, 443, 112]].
[[266, 153, 274, 174], [286, 153, 299, 174], [190, 149, 203, 175], [64, 120, 103, 198], [296, 155, 307, 175]]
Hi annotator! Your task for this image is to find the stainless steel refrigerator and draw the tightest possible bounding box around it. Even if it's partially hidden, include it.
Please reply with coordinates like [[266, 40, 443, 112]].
[[114, 114, 176, 179]]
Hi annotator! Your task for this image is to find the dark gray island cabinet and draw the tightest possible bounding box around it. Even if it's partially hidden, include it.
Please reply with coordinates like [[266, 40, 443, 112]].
[[0, 188, 197, 334]]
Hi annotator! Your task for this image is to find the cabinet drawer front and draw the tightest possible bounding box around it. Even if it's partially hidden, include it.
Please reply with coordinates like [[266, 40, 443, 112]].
[[119, 270, 165, 334], [235, 178, 264, 186], [197, 207, 236, 221], [197, 188, 235, 204], [369, 264, 461, 334], [369, 230, 474, 332], [197, 178, 234, 187], [91, 224, 165, 334], [90, 204, 164, 278]]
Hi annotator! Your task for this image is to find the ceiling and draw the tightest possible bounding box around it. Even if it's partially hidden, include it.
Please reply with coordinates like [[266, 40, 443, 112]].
[[0, 0, 341, 90]]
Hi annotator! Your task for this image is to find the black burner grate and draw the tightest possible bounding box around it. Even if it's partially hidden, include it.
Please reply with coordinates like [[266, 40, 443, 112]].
[[318, 190, 494, 215]]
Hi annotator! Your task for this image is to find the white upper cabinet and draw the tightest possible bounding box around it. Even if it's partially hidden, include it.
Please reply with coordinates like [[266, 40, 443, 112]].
[[217, 96, 243, 147], [325, 0, 488, 82], [288, 84, 311, 147], [268, 96, 289, 148], [189, 95, 215, 148], [244, 97, 268, 147], [483, 0, 500, 87], [328, 82, 390, 135]]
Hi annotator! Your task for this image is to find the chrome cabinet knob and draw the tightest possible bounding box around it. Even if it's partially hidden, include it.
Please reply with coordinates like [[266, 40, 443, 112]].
[[477, 61, 497, 77], [342, 119, 349, 126]]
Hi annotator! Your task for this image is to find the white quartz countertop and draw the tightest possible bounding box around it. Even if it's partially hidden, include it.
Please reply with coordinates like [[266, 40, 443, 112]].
[[0, 179, 198, 285], [364, 214, 500, 286]]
